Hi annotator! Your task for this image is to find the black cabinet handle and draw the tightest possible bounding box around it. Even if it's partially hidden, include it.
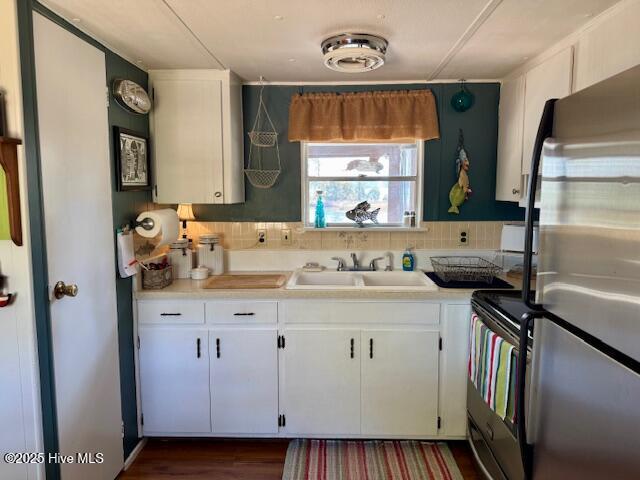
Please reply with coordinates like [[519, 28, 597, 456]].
[[196, 338, 201, 358], [216, 338, 221, 358], [160, 312, 182, 316], [233, 312, 255, 316], [350, 338, 354, 359], [369, 338, 374, 359]]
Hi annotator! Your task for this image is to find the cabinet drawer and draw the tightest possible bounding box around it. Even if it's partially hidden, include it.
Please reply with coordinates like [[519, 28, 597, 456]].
[[282, 301, 439, 325], [138, 301, 205, 325], [206, 301, 278, 324]]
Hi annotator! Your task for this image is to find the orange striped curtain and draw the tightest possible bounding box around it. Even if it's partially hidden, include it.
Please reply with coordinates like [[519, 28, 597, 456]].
[[288, 89, 440, 142]]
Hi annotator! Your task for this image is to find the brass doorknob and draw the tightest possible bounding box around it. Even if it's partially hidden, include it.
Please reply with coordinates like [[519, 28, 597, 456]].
[[53, 281, 78, 300]]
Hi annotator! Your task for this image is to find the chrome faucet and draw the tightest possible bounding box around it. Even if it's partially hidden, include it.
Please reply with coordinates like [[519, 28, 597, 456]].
[[332, 254, 388, 271], [331, 257, 346, 271], [369, 257, 385, 271], [350, 252, 360, 270], [384, 252, 393, 271]]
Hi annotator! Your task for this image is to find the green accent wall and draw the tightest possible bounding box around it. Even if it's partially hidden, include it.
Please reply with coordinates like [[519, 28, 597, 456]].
[[106, 54, 152, 458], [193, 83, 525, 222]]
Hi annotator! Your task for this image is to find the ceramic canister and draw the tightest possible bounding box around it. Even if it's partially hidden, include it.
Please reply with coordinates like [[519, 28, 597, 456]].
[[196, 233, 224, 275]]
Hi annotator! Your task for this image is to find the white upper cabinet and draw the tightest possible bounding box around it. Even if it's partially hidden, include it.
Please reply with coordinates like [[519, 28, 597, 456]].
[[149, 69, 244, 204], [495, 75, 525, 202], [573, 0, 640, 92], [496, 47, 573, 204], [521, 47, 573, 176]]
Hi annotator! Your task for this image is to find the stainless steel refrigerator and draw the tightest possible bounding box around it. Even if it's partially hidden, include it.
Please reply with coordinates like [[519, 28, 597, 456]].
[[517, 64, 640, 479]]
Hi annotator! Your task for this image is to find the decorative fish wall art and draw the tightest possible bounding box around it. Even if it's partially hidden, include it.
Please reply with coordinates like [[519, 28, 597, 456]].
[[346, 201, 380, 227], [448, 129, 472, 214]]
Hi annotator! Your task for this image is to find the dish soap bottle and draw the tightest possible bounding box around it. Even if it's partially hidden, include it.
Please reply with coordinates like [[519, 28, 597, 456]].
[[314, 190, 326, 228], [402, 247, 415, 271]]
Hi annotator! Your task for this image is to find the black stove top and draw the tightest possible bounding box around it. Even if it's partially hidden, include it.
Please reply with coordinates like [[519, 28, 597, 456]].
[[424, 271, 514, 289], [471, 290, 536, 338]]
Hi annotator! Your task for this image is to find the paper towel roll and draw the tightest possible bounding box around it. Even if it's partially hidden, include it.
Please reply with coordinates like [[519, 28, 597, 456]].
[[135, 209, 179, 246]]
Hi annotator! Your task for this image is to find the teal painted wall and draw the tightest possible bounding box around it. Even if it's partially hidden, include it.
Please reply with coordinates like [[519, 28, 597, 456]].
[[193, 83, 525, 222], [106, 54, 152, 458]]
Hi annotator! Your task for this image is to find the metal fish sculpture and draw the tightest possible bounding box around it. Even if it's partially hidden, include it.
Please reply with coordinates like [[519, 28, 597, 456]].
[[346, 201, 380, 227], [448, 129, 472, 214]]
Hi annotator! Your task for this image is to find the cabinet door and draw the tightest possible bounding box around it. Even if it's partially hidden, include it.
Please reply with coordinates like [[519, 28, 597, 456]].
[[522, 47, 573, 176], [210, 329, 278, 434], [361, 330, 439, 436], [282, 329, 360, 435], [138, 327, 210, 433], [151, 75, 223, 203], [496, 75, 525, 202]]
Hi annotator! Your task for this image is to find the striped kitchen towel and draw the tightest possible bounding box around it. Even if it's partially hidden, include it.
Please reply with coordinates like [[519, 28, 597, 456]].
[[468, 313, 517, 421]]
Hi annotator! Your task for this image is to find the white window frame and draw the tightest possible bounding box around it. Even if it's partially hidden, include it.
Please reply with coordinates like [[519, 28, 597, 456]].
[[300, 141, 424, 230]]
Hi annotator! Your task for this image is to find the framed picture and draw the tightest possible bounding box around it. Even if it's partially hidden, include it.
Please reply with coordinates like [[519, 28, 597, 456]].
[[114, 127, 151, 191]]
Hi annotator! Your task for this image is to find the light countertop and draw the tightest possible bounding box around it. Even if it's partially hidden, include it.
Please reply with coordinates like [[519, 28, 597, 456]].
[[134, 271, 519, 301]]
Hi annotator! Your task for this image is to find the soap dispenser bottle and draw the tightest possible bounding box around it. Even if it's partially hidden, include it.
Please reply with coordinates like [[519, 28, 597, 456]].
[[314, 190, 326, 228], [402, 247, 415, 271]]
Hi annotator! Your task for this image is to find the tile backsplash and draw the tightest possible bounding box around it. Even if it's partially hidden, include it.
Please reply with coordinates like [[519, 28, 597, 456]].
[[182, 221, 507, 251]]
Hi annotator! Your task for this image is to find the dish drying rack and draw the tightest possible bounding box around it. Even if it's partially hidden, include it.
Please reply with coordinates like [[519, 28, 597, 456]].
[[430, 256, 501, 283]]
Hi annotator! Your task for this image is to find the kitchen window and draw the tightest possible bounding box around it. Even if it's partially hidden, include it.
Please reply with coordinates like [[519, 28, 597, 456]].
[[301, 141, 423, 228]]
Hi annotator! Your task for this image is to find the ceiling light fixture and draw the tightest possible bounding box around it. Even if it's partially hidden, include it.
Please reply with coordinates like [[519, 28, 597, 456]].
[[274, 15, 284, 20], [321, 33, 388, 73]]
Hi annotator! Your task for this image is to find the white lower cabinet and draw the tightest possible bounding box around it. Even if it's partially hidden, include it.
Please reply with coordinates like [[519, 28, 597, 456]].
[[361, 330, 439, 436], [281, 329, 361, 435], [137, 299, 469, 439], [210, 329, 278, 434], [138, 327, 211, 433]]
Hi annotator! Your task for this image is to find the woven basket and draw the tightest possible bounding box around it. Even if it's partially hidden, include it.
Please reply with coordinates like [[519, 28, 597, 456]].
[[245, 169, 281, 188], [248, 131, 278, 147], [142, 266, 173, 290]]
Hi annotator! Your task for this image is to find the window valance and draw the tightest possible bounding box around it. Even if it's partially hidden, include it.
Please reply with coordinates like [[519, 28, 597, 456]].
[[288, 89, 440, 142]]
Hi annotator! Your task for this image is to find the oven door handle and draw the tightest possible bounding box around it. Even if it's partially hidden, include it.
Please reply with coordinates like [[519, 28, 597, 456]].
[[517, 310, 546, 480]]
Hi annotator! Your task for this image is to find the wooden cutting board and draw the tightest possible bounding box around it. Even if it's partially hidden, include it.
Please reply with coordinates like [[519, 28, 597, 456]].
[[203, 274, 287, 289]]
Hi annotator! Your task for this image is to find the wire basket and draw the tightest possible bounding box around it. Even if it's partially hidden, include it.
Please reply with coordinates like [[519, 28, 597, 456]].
[[248, 131, 278, 148], [244, 79, 282, 188], [245, 169, 281, 189], [430, 256, 501, 283]]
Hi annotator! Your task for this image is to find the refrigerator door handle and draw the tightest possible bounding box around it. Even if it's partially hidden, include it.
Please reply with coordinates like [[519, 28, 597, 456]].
[[517, 310, 546, 480], [522, 98, 557, 309]]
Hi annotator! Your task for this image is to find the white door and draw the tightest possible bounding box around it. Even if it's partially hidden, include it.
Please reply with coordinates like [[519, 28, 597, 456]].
[[138, 327, 210, 433], [33, 13, 123, 479], [150, 72, 223, 204], [361, 330, 439, 436], [282, 329, 360, 435], [210, 329, 278, 434]]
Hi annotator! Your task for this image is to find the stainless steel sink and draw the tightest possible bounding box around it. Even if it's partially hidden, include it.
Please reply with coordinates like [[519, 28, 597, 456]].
[[286, 270, 438, 291]]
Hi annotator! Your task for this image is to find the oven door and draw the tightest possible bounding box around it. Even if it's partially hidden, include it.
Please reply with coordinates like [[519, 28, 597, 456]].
[[468, 301, 529, 480]]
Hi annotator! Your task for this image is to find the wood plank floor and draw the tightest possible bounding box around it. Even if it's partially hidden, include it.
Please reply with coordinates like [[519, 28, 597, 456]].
[[118, 438, 482, 479]]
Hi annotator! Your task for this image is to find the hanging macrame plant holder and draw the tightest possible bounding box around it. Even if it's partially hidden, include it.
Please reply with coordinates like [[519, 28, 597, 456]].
[[245, 79, 281, 188]]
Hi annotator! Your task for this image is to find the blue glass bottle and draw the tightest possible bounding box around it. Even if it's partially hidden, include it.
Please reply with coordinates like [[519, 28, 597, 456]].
[[314, 190, 326, 228]]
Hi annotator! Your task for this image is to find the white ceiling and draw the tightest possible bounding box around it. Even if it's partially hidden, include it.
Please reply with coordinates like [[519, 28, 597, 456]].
[[41, 0, 620, 82]]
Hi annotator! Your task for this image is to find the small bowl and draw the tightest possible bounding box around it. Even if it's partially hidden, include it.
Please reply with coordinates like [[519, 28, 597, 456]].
[[190, 267, 209, 280]]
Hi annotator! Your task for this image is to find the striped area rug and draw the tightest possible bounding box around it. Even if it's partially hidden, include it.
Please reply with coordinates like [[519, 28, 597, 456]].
[[282, 439, 464, 480]]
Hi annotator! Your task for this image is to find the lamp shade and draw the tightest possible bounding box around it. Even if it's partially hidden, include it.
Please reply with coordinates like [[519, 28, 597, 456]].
[[176, 203, 195, 221]]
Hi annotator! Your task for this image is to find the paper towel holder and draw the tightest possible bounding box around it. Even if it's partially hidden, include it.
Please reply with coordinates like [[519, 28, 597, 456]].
[[134, 217, 155, 231]]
